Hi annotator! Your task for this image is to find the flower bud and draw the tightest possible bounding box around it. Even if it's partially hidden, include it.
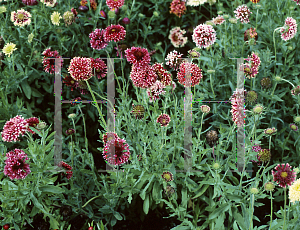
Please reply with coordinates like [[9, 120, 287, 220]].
[[294, 116, 300, 124], [217, 3, 223, 7], [108, 10, 116, 18], [200, 105, 210, 113], [223, 14, 229, 19], [122, 17, 130, 24], [36, 121, 47, 130], [217, 11, 223, 15], [138, 13, 145, 18], [68, 113, 77, 119], [99, 10, 106, 19], [121, 4, 128, 11], [262, 12, 267, 16], [153, 11, 159, 17], [253, 104, 264, 114], [289, 6, 294, 10], [264, 182, 275, 192], [0, 6, 6, 14], [207, 70, 215, 74], [229, 18, 237, 24], [250, 187, 259, 194], [212, 162, 221, 170], [274, 76, 281, 82], [255, 4, 262, 9], [288, 46, 293, 51]]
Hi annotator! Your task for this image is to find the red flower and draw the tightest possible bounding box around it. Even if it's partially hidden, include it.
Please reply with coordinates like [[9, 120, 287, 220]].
[[91, 58, 107, 79], [102, 132, 119, 145], [125, 46, 151, 68], [157, 114, 171, 127], [103, 24, 126, 42], [169, 0, 186, 18], [1, 115, 29, 142], [70, 97, 82, 106], [26, 117, 40, 135], [42, 47, 63, 74], [152, 63, 172, 86], [129, 64, 157, 89], [177, 62, 203, 87], [102, 137, 131, 166], [59, 161, 73, 180], [63, 74, 77, 91], [4, 149, 31, 180], [68, 57, 93, 81], [146, 81, 166, 103], [165, 50, 184, 71], [89, 28, 109, 50], [272, 163, 297, 188], [106, 0, 125, 10]]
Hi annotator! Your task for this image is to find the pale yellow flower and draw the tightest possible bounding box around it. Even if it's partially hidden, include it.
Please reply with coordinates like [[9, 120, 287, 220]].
[[289, 178, 300, 204], [0, 6, 6, 14], [28, 33, 34, 43], [2, 42, 17, 57], [51, 11, 62, 26]]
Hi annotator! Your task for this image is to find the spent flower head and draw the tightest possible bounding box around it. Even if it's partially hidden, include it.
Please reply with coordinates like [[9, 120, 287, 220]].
[[264, 127, 277, 136], [264, 182, 275, 192]]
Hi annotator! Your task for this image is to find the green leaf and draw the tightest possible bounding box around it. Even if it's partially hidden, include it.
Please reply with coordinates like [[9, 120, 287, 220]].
[[209, 203, 231, 220], [30, 192, 50, 215], [49, 216, 59, 229], [191, 184, 210, 199], [143, 194, 149, 215], [233, 210, 247, 230], [39, 185, 64, 194], [20, 79, 31, 100], [128, 192, 132, 204], [113, 212, 123, 221]]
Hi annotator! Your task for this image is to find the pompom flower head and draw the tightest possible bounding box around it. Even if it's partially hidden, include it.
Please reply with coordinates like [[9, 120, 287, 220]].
[[1, 115, 29, 142], [26, 117, 40, 135], [272, 163, 296, 188], [280, 17, 297, 41], [192, 24, 217, 49], [147, 80, 166, 103], [170, 0, 186, 18], [289, 178, 300, 204], [91, 58, 107, 79], [234, 5, 252, 24], [165, 50, 184, 71], [230, 89, 246, 127], [106, 0, 125, 9], [11, 8, 32, 27], [129, 64, 157, 89], [212, 15, 225, 25], [68, 57, 93, 81], [103, 24, 126, 42], [89, 28, 109, 50], [152, 63, 172, 86], [177, 62, 203, 87], [42, 47, 63, 74], [4, 149, 31, 180]]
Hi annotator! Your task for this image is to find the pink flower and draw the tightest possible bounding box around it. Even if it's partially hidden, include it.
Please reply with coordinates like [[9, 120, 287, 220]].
[[169, 27, 188, 48], [234, 5, 252, 24], [106, 0, 125, 10], [26, 117, 40, 135], [102, 132, 119, 145], [42, 47, 63, 74], [91, 58, 107, 79], [4, 149, 31, 180], [280, 17, 297, 41], [192, 24, 217, 49], [103, 24, 126, 42], [169, 0, 186, 18], [292, 0, 300, 5], [146, 80, 166, 103], [212, 15, 225, 25], [177, 62, 203, 87], [102, 137, 131, 166], [125, 46, 151, 68], [242, 52, 261, 79], [68, 57, 93, 81], [89, 28, 109, 50], [129, 64, 157, 89], [291, 85, 300, 96], [152, 63, 172, 86], [1, 115, 29, 142], [157, 114, 171, 127], [230, 89, 246, 128], [272, 163, 297, 188], [165, 50, 184, 71]]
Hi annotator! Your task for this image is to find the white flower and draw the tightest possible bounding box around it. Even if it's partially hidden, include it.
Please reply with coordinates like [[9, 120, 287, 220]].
[[51, 11, 61, 26]]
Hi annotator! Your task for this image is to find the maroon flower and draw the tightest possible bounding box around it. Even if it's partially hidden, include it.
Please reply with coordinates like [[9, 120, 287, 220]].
[[177, 62, 203, 87], [152, 63, 172, 86], [99, 10, 106, 19], [4, 149, 31, 180], [63, 74, 77, 91], [115, 44, 128, 58], [103, 24, 126, 42], [102, 132, 119, 145], [272, 163, 297, 188], [66, 128, 75, 135], [42, 47, 63, 74], [146, 81, 166, 103], [1, 115, 29, 142], [68, 57, 93, 81], [161, 171, 173, 182], [89, 28, 109, 50], [157, 114, 171, 127], [26, 117, 40, 135], [121, 17, 130, 25], [59, 161, 73, 180], [106, 0, 125, 10], [102, 137, 131, 166], [91, 58, 107, 79], [22, 0, 38, 5], [125, 46, 151, 68]]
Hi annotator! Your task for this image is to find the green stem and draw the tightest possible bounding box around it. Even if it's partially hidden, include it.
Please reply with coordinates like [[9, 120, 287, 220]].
[[71, 118, 78, 145], [143, 16, 154, 44], [210, 74, 215, 99], [82, 195, 102, 208], [128, 0, 135, 18], [231, 24, 234, 53], [283, 187, 286, 230], [249, 194, 254, 230], [196, 113, 204, 151], [78, 106, 88, 160], [270, 191, 273, 229], [266, 82, 278, 113], [281, 78, 295, 88], [255, 9, 258, 30], [241, 41, 247, 58], [281, 130, 291, 162], [273, 28, 281, 75]]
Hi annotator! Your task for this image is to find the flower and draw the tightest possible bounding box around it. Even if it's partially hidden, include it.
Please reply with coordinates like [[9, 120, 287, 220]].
[[66, 128, 75, 135], [89, 28, 109, 50], [63, 10, 76, 26], [68, 57, 93, 81], [290, 123, 299, 131], [177, 62, 203, 87], [68, 113, 77, 119], [1, 115, 29, 142], [4, 149, 31, 180], [257, 149, 271, 163], [200, 105, 210, 113], [80, 0, 97, 10], [129, 64, 157, 89], [280, 17, 297, 41], [36, 121, 47, 130], [206, 130, 219, 147], [42, 47, 63, 74], [51, 11, 61, 26], [11, 9, 32, 27], [59, 161, 73, 180], [187, 49, 201, 58], [165, 50, 184, 71], [121, 17, 130, 25], [40, 0, 57, 7], [289, 178, 300, 204], [245, 90, 258, 104], [230, 89, 246, 128], [292, 0, 300, 5], [264, 127, 277, 136], [0, 6, 6, 14], [260, 77, 272, 89], [169, 27, 188, 48], [131, 104, 145, 119], [99, 10, 106, 19], [242, 52, 261, 79], [250, 187, 259, 194], [187, 0, 207, 6], [28, 33, 34, 43], [91, 58, 107, 79], [272, 163, 297, 188], [253, 104, 264, 114], [229, 18, 237, 24], [294, 116, 300, 124], [234, 5, 252, 24], [192, 24, 217, 49], [250, 0, 260, 3], [252, 143, 261, 153], [75, 80, 88, 95], [264, 182, 275, 192], [161, 171, 173, 182], [153, 11, 159, 17], [152, 63, 172, 86], [26, 117, 40, 135], [125, 46, 151, 68], [63, 74, 77, 91], [244, 28, 258, 44], [147, 81, 166, 103], [291, 85, 300, 96], [103, 24, 126, 42], [115, 43, 128, 58], [157, 114, 171, 127], [2, 42, 17, 57], [102, 137, 131, 166], [170, 0, 186, 18], [212, 162, 221, 170], [212, 15, 225, 25], [102, 132, 119, 145], [106, 0, 125, 9]]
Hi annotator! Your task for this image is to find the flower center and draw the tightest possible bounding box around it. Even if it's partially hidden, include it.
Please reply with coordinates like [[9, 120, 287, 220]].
[[111, 28, 116, 32], [281, 172, 288, 178], [162, 119, 166, 123], [17, 13, 25, 20], [173, 34, 178, 41], [134, 51, 144, 61]]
